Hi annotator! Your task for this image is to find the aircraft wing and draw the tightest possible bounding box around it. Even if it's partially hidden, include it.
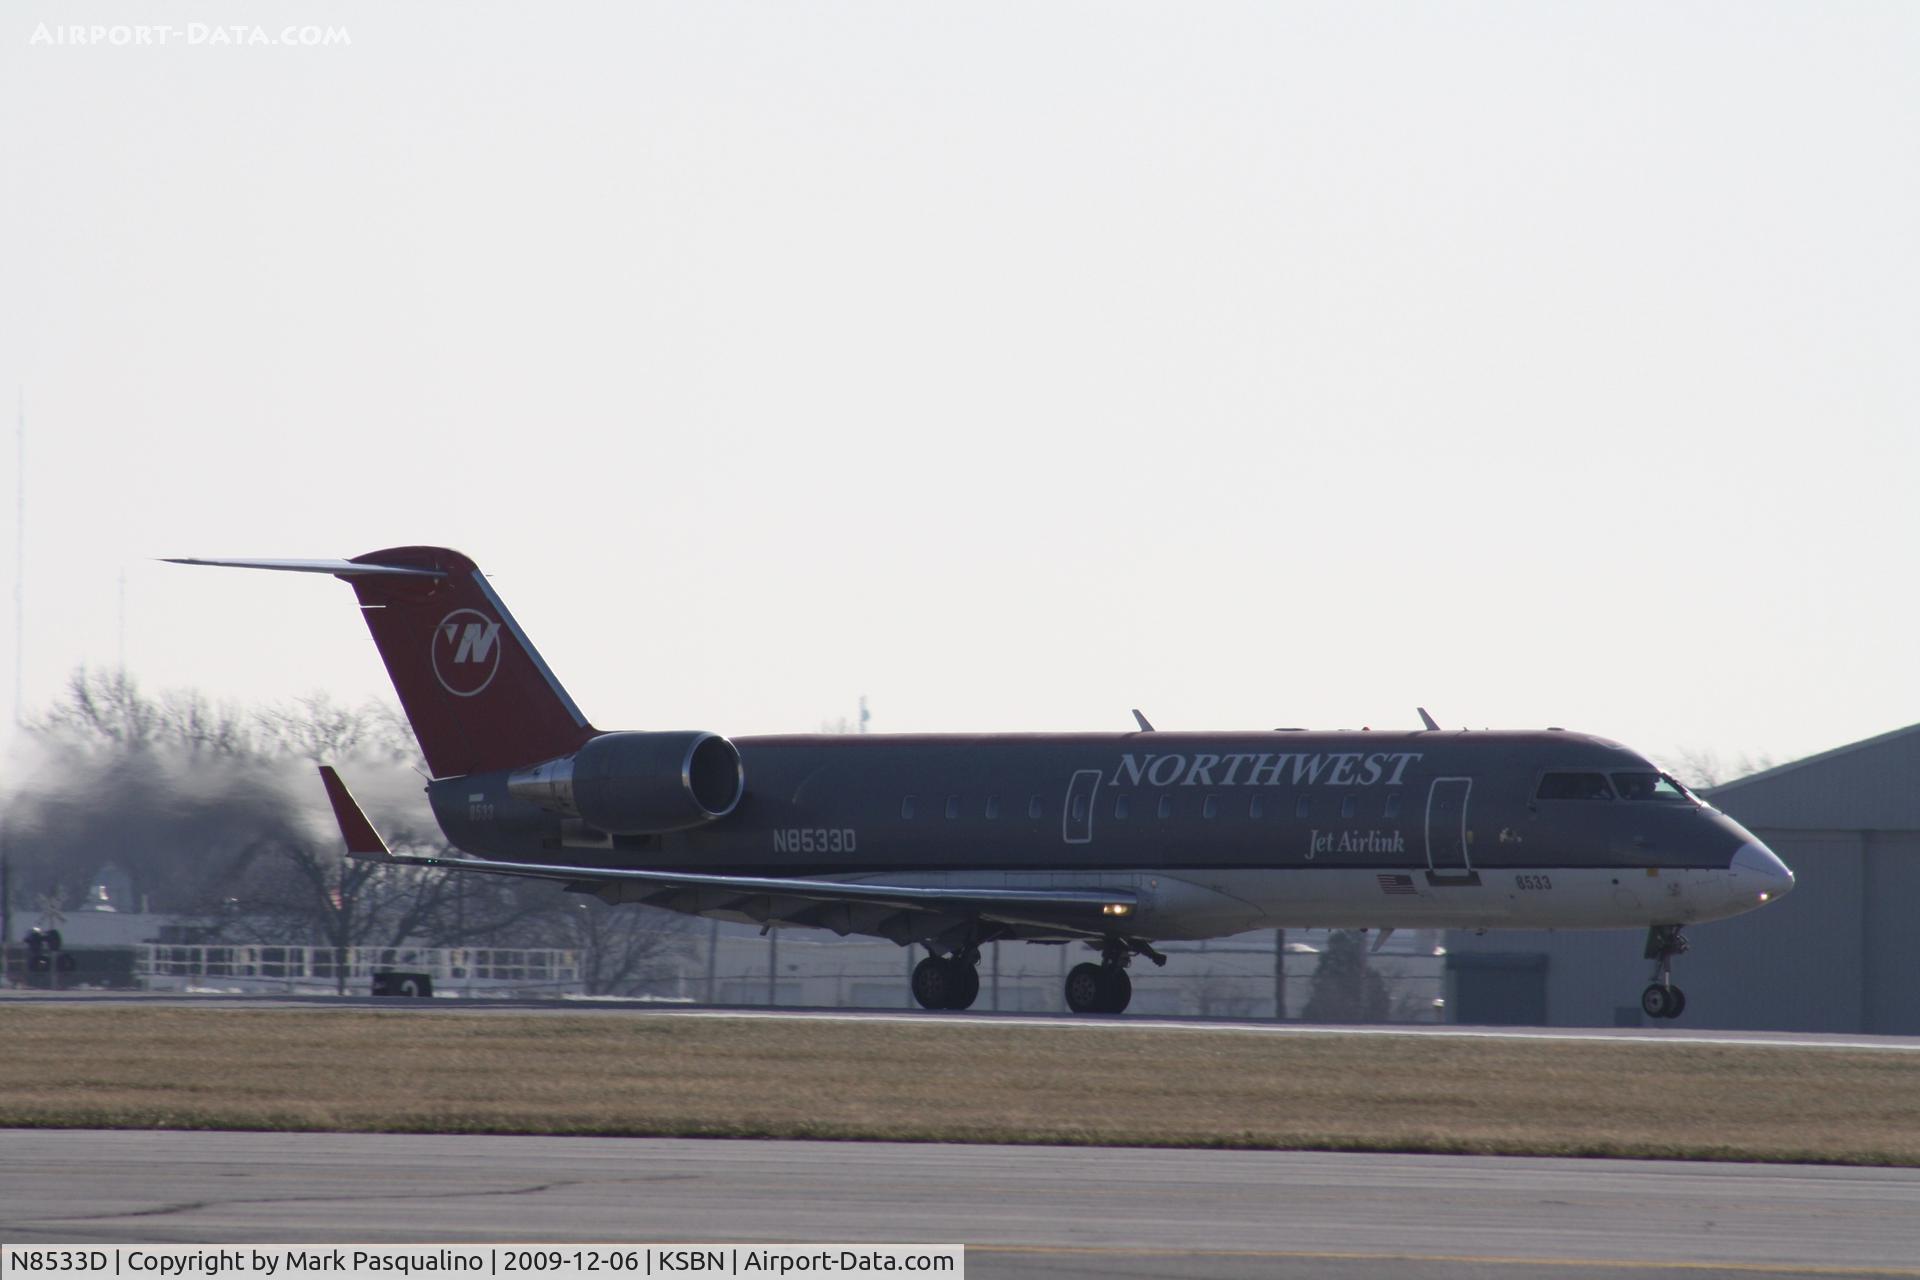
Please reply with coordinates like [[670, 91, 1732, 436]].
[[370, 849, 1137, 932], [318, 765, 1136, 935]]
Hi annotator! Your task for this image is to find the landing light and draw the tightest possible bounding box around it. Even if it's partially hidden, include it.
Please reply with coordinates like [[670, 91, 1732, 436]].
[[1758, 892, 1771, 902], [1102, 903, 1132, 917]]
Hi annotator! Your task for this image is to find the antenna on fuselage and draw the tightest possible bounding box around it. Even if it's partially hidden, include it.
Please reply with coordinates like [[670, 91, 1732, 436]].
[[1131, 709, 1155, 732], [1417, 707, 1440, 731]]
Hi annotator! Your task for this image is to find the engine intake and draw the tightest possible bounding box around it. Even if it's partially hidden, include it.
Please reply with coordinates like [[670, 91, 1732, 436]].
[[508, 730, 743, 834]]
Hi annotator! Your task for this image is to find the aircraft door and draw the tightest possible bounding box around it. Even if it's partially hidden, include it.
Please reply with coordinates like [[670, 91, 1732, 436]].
[[1063, 770, 1101, 844], [1424, 777, 1475, 882]]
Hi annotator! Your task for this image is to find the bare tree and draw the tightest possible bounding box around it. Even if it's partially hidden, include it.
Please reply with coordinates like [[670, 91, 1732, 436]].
[[1183, 967, 1259, 1018], [35, 667, 256, 757], [13, 672, 300, 914], [521, 897, 694, 997], [1665, 748, 1783, 791], [256, 692, 422, 769], [1301, 930, 1392, 1023], [13, 669, 711, 996], [210, 835, 561, 992], [13, 669, 427, 929], [1665, 747, 1726, 790]]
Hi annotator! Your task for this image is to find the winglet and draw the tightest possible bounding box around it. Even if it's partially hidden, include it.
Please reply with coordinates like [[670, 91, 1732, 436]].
[[1131, 709, 1155, 732], [318, 765, 393, 861], [1417, 707, 1440, 731]]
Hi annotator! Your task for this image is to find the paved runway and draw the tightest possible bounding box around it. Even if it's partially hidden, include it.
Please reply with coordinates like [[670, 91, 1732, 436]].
[[4, 1131, 1918, 1279], [8, 989, 1920, 1054]]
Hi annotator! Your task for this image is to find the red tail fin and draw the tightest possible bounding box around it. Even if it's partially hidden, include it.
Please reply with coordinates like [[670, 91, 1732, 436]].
[[342, 546, 596, 777], [168, 547, 596, 777]]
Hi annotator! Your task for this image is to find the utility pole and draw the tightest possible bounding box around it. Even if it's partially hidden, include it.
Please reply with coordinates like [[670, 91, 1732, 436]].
[[705, 917, 719, 1004], [1274, 928, 1287, 1020], [767, 928, 778, 1006]]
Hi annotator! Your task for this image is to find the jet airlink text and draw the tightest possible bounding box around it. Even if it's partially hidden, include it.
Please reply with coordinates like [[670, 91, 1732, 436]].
[[1109, 751, 1423, 789], [1310, 829, 1408, 855]]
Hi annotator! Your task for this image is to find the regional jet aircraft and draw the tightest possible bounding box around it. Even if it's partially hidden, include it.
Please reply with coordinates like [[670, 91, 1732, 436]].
[[171, 546, 1794, 1018]]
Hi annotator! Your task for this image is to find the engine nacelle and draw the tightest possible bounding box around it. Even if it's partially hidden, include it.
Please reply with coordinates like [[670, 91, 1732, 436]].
[[507, 731, 744, 834]]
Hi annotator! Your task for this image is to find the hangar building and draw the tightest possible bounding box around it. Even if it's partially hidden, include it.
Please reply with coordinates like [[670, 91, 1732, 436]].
[[1444, 723, 1920, 1033]]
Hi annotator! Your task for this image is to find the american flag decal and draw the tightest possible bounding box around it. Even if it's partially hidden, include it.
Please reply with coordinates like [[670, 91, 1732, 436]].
[[1378, 873, 1417, 895]]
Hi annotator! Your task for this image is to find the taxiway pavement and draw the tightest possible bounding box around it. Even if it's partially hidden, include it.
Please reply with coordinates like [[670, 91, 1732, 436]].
[[3, 1131, 1918, 1280]]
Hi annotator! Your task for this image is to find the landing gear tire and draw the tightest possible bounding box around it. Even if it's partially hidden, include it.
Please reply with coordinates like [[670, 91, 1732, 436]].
[[1064, 963, 1132, 1015], [1065, 963, 1106, 1014], [949, 962, 981, 1011], [1641, 983, 1686, 1020], [912, 955, 981, 1011]]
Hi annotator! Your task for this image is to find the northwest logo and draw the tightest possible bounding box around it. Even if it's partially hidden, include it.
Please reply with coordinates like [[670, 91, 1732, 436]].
[[432, 609, 502, 697], [1108, 751, 1423, 789]]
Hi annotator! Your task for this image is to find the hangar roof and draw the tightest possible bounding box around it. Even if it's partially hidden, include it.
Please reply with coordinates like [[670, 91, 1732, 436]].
[[1706, 722, 1920, 832]]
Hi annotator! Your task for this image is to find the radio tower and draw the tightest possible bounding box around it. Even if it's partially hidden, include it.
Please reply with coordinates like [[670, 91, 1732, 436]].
[[13, 388, 22, 728]]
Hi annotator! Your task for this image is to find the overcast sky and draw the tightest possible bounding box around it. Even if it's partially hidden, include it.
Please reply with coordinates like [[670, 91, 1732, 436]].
[[1, 2, 1914, 771]]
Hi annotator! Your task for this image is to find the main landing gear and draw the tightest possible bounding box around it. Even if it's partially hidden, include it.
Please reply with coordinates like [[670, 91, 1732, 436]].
[[911, 949, 981, 1011], [1641, 924, 1689, 1020], [912, 938, 1168, 1016], [1064, 939, 1166, 1015], [1065, 962, 1130, 1015]]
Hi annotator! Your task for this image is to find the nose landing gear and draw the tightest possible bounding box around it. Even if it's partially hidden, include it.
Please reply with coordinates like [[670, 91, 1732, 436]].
[[1641, 924, 1689, 1020]]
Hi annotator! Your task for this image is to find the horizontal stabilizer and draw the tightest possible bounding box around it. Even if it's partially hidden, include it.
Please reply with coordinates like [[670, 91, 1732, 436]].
[[164, 557, 445, 578], [318, 766, 393, 860]]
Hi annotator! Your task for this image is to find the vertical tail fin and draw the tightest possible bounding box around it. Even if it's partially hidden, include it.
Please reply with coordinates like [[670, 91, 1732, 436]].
[[168, 547, 597, 777]]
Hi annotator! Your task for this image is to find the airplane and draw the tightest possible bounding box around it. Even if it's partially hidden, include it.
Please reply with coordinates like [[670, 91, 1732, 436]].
[[170, 545, 1794, 1019]]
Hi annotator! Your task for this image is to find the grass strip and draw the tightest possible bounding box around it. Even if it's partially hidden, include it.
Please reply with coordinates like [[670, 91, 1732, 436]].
[[1, 1006, 1915, 1166]]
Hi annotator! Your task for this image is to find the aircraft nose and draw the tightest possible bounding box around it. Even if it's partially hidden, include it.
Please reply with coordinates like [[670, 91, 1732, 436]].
[[1730, 840, 1794, 905]]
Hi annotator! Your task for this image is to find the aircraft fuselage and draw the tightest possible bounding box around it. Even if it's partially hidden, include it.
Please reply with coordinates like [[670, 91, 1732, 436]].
[[430, 727, 1782, 939]]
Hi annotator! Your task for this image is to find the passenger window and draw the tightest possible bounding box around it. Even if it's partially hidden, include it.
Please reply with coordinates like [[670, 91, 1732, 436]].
[[1383, 792, 1400, 819], [901, 796, 916, 820], [1113, 793, 1131, 820], [1536, 772, 1615, 801], [1249, 795, 1264, 819], [1295, 795, 1311, 819], [1157, 795, 1173, 820], [945, 796, 959, 820], [1028, 796, 1044, 820], [1071, 795, 1087, 822], [985, 795, 1000, 820], [1203, 796, 1220, 820], [1339, 796, 1356, 819]]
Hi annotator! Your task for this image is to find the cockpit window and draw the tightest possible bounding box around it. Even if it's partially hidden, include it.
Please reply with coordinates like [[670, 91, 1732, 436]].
[[1536, 771, 1615, 801], [1613, 771, 1693, 803]]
